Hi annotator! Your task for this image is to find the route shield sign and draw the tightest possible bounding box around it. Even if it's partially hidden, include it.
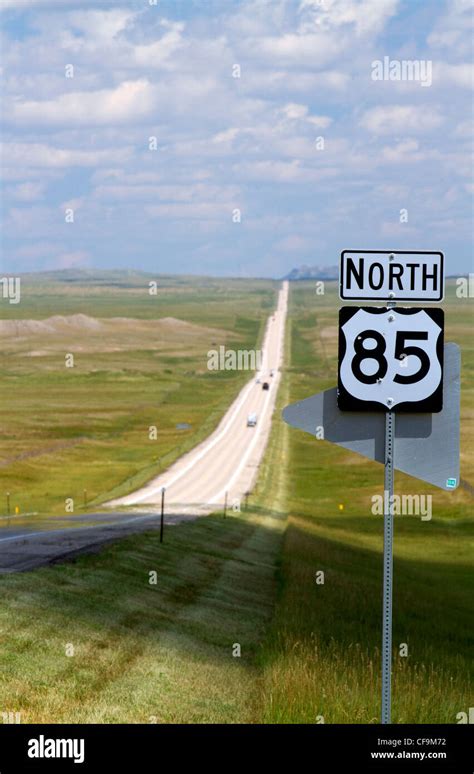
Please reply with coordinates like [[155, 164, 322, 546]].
[[337, 307, 444, 412], [340, 250, 444, 302]]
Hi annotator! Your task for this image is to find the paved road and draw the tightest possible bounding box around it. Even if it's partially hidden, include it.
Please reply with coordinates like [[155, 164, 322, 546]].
[[0, 282, 287, 572]]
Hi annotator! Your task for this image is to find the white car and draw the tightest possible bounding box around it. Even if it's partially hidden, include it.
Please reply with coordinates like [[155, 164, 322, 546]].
[[247, 413, 258, 427]]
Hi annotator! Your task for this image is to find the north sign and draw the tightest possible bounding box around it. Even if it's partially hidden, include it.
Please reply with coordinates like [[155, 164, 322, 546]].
[[340, 250, 444, 302]]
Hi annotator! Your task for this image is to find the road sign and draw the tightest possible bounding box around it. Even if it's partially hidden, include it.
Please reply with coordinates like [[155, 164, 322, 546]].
[[340, 250, 444, 302], [282, 343, 460, 491], [287, 247, 454, 725], [337, 306, 444, 412]]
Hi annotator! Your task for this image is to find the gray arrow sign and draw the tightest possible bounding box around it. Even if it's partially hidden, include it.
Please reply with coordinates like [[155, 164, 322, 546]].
[[282, 342, 460, 490]]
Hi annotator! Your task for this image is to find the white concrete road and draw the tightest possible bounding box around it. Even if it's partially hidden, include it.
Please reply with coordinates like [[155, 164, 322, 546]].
[[0, 282, 287, 572]]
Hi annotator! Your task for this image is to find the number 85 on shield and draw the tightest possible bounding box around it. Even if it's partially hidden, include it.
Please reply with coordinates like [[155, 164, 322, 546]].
[[337, 306, 444, 413]]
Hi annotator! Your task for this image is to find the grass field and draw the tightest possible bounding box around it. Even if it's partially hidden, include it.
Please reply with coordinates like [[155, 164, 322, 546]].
[[254, 278, 473, 723], [0, 271, 276, 516], [0, 275, 471, 724], [0, 511, 284, 722]]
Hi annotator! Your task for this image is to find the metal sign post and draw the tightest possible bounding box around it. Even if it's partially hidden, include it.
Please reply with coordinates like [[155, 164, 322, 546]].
[[160, 487, 165, 543], [382, 410, 395, 724]]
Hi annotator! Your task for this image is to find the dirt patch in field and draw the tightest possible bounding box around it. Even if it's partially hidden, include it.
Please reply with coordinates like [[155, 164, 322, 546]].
[[0, 314, 103, 336], [0, 314, 237, 356]]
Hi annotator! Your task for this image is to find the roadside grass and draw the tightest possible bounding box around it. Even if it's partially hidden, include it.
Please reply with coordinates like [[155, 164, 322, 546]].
[[254, 279, 473, 723], [0, 509, 285, 723], [0, 272, 276, 516]]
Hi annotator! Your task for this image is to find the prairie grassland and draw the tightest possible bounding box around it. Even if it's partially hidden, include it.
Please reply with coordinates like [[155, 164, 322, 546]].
[[0, 275, 471, 724], [0, 271, 284, 723], [254, 279, 473, 723], [0, 272, 276, 516], [0, 510, 284, 722]]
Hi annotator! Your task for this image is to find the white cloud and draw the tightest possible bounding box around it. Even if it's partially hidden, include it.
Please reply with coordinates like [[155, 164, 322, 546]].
[[281, 103, 308, 120], [434, 62, 473, 89], [9, 181, 45, 201], [2, 143, 133, 168], [212, 128, 240, 144], [66, 9, 136, 43], [359, 105, 443, 135], [279, 103, 332, 128], [381, 139, 418, 161], [255, 33, 335, 65], [298, 0, 399, 36], [318, 70, 351, 90], [0, 0, 88, 8], [60, 197, 84, 213], [380, 139, 439, 164], [93, 182, 241, 204], [249, 0, 399, 69], [238, 69, 349, 94], [307, 115, 332, 129], [133, 20, 185, 67], [427, 0, 473, 57], [9, 80, 155, 126], [146, 202, 234, 220], [234, 159, 338, 183]]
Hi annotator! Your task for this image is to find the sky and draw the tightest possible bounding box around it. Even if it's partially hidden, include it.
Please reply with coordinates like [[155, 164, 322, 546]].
[[0, 0, 472, 278]]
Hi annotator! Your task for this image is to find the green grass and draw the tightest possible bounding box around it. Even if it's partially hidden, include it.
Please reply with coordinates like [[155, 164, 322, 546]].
[[0, 275, 471, 724], [253, 279, 474, 723], [0, 272, 276, 516], [0, 511, 284, 722]]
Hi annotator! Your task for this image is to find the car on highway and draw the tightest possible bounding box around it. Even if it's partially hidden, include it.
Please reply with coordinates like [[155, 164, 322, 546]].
[[262, 382, 270, 390], [247, 412, 258, 427]]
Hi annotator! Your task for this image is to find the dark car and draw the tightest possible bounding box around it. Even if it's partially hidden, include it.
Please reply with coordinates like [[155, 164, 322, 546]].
[[262, 382, 270, 390]]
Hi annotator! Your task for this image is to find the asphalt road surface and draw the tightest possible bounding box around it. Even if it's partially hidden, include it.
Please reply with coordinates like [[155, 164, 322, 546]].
[[0, 282, 288, 572]]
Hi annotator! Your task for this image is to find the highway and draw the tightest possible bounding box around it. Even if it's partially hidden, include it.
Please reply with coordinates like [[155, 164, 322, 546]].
[[0, 282, 288, 572]]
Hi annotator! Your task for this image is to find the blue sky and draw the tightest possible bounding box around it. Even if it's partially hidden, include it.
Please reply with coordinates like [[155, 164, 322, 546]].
[[0, 0, 472, 277]]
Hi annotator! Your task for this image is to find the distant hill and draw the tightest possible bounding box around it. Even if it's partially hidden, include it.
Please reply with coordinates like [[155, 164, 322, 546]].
[[283, 265, 338, 281]]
